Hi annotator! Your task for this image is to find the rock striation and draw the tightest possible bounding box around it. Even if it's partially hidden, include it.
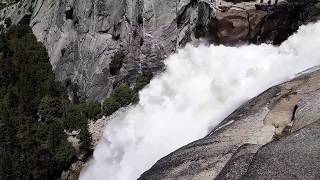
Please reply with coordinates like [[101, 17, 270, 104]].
[[1, 0, 214, 101], [139, 68, 320, 180]]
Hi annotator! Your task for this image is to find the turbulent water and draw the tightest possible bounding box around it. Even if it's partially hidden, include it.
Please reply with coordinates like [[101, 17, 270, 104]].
[[80, 22, 320, 180]]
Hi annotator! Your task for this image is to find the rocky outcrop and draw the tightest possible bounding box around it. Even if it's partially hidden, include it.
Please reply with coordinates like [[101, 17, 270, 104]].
[[2, 0, 320, 101], [1, 0, 215, 101], [212, 0, 320, 45], [139, 68, 320, 180], [60, 161, 84, 180], [88, 107, 128, 146]]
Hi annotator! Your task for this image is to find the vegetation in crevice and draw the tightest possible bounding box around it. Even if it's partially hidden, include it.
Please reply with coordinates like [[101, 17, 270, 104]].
[[102, 72, 153, 116], [273, 125, 292, 141], [109, 50, 125, 76]]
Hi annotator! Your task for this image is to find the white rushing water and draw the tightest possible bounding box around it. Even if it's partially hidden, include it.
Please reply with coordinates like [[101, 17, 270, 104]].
[[80, 22, 320, 180]]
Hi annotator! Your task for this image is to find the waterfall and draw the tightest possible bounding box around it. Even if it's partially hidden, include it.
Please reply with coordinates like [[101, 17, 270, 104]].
[[80, 21, 320, 180]]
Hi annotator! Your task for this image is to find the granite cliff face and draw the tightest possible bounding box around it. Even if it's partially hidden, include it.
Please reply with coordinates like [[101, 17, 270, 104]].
[[1, 0, 215, 101], [1, 0, 320, 180], [1, 0, 320, 101], [139, 67, 320, 180]]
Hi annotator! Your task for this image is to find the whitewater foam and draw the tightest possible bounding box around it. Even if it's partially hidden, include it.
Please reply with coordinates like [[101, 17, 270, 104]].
[[80, 22, 320, 180]]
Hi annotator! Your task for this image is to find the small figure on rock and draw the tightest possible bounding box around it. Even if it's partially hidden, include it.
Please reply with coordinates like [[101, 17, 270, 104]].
[[275, 0, 278, 5], [260, 0, 264, 3], [268, 0, 271, 6]]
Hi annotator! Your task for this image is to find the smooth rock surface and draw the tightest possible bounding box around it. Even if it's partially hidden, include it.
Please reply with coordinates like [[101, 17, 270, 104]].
[[214, 144, 260, 180], [243, 120, 320, 180]]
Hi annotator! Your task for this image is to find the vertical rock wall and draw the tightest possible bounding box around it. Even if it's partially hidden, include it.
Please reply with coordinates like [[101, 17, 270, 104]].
[[1, 0, 319, 101], [1, 0, 215, 101]]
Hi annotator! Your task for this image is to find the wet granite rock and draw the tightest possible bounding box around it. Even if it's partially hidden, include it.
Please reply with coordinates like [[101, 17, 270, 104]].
[[139, 69, 320, 180], [243, 120, 320, 180]]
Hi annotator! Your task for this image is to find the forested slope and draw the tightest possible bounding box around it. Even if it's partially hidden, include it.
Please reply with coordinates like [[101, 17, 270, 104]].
[[0, 24, 97, 180]]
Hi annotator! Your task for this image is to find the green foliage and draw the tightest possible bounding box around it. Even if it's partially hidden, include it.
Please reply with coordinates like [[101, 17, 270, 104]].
[[113, 84, 134, 106], [103, 84, 134, 116], [103, 96, 121, 116], [273, 126, 291, 141], [76, 101, 101, 120], [38, 96, 64, 121], [62, 101, 101, 130], [54, 142, 76, 166], [132, 72, 153, 103], [0, 24, 90, 180], [109, 51, 125, 75], [61, 101, 100, 152], [85, 101, 101, 119], [79, 127, 92, 152], [102, 72, 153, 116], [62, 104, 86, 130], [134, 72, 153, 92], [47, 121, 66, 152]]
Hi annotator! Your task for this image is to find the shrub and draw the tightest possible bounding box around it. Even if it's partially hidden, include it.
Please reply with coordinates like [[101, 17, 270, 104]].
[[73, 101, 101, 120], [102, 96, 120, 116], [109, 51, 125, 75], [0, 24, 80, 180], [4, 18, 12, 28], [62, 104, 86, 130], [131, 72, 153, 103], [101, 72, 154, 116], [84, 101, 101, 119], [47, 121, 66, 152], [113, 84, 134, 106], [102, 84, 134, 116], [79, 127, 92, 152], [54, 141, 76, 167], [273, 125, 291, 141], [38, 96, 64, 121], [134, 72, 153, 92]]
